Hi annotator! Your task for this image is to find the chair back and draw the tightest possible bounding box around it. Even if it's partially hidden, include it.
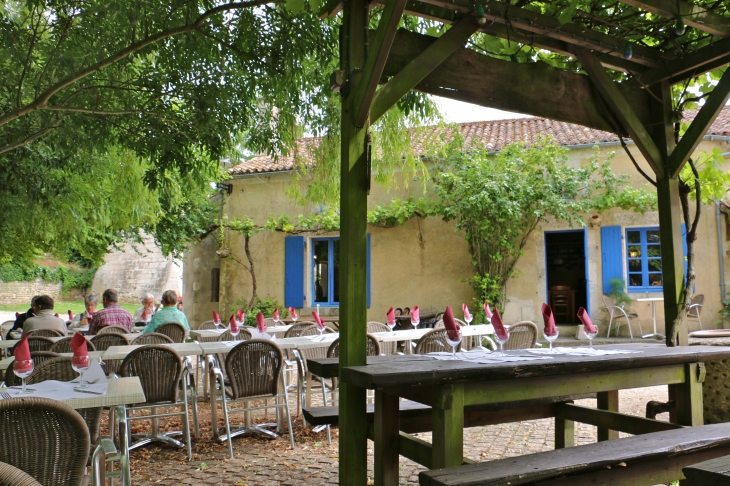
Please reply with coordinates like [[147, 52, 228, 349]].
[[0, 321, 15, 337], [602, 295, 615, 308], [119, 345, 183, 404], [295, 327, 336, 363], [264, 318, 277, 327], [25, 337, 55, 354], [49, 336, 96, 354], [284, 322, 317, 338], [504, 321, 538, 350], [415, 329, 461, 354], [197, 320, 216, 330], [688, 294, 705, 318], [155, 322, 186, 343], [327, 334, 380, 358], [0, 461, 42, 485], [96, 325, 129, 335], [216, 328, 252, 342], [26, 329, 64, 338], [0, 397, 89, 486], [367, 322, 396, 355], [433, 318, 472, 350], [90, 333, 130, 351], [225, 340, 283, 399], [4, 352, 60, 387], [132, 333, 173, 345]]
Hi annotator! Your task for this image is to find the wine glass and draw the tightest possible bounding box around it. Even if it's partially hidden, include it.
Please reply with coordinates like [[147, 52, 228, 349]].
[[464, 315, 473, 326], [317, 325, 326, 341], [13, 360, 34, 395], [585, 329, 597, 351], [495, 328, 510, 356], [411, 315, 420, 328], [445, 327, 462, 360], [72, 356, 90, 390], [230, 324, 240, 342], [544, 328, 560, 353]]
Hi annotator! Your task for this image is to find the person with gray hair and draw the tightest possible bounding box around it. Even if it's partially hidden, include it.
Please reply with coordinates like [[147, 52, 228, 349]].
[[142, 290, 189, 334], [69, 294, 99, 329], [132, 293, 158, 324]]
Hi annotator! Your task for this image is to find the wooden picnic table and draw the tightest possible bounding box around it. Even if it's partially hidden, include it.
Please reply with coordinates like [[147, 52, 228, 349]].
[[326, 343, 730, 485]]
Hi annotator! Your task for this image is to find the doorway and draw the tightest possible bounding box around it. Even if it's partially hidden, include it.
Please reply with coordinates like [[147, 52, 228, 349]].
[[544, 230, 588, 324]]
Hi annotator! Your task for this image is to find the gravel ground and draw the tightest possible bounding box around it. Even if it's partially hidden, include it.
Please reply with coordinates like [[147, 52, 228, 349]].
[[124, 385, 671, 485]]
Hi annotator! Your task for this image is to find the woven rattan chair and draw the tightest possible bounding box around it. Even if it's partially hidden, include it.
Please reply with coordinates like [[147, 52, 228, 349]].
[[687, 294, 705, 330], [96, 325, 129, 335], [49, 336, 96, 354], [132, 332, 173, 345], [0, 462, 42, 486], [210, 340, 294, 457], [4, 352, 60, 387], [92, 333, 131, 375], [264, 318, 277, 327], [284, 321, 318, 338], [119, 345, 192, 460], [0, 397, 90, 486], [198, 320, 216, 330], [433, 318, 473, 350], [26, 329, 64, 338], [217, 328, 252, 342], [504, 321, 539, 350], [0, 321, 15, 337], [366, 322, 397, 355], [327, 334, 380, 358], [415, 329, 462, 354], [24, 336, 55, 354], [155, 322, 187, 343]]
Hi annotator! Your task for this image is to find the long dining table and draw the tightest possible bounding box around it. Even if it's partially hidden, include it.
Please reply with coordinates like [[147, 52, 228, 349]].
[[309, 343, 730, 485]]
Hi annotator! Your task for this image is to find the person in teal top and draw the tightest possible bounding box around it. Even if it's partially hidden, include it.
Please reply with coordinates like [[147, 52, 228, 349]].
[[142, 290, 190, 334]]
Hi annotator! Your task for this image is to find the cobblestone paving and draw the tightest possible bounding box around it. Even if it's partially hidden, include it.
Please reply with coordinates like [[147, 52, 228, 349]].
[[128, 386, 669, 485]]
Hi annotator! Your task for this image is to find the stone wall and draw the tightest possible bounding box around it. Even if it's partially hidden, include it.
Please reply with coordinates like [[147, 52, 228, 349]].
[[0, 279, 84, 305], [92, 233, 182, 304]]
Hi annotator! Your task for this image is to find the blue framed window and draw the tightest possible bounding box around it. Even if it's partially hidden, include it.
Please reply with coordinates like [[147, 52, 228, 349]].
[[626, 227, 663, 292], [312, 238, 340, 306]]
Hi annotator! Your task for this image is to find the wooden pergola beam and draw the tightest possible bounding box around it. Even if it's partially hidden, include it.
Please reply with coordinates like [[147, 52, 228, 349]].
[[668, 67, 730, 177], [370, 16, 480, 124], [637, 37, 730, 86], [575, 48, 665, 177], [353, 0, 408, 127], [621, 0, 730, 38], [382, 28, 651, 133]]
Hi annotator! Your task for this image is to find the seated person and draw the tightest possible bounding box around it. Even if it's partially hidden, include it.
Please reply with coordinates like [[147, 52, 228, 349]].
[[88, 289, 133, 335], [132, 293, 157, 324], [69, 294, 98, 329], [143, 290, 189, 335], [6, 295, 39, 340], [23, 295, 67, 335]]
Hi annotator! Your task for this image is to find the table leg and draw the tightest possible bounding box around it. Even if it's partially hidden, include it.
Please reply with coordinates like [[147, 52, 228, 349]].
[[597, 390, 619, 441], [374, 389, 400, 486], [673, 363, 704, 427], [209, 359, 220, 440], [117, 405, 131, 486], [555, 417, 575, 448], [431, 384, 464, 470]]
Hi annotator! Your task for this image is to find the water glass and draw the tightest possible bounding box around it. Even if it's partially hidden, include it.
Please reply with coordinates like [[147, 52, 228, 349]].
[[13, 360, 34, 395], [72, 356, 90, 390], [445, 328, 462, 360], [495, 329, 510, 356], [544, 328, 560, 353]]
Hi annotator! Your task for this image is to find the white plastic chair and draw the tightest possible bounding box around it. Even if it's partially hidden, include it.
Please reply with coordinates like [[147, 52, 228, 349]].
[[602, 295, 643, 339], [687, 294, 705, 330]]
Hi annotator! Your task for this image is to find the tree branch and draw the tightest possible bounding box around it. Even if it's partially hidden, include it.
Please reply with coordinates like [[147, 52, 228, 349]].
[[619, 135, 657, 187], [0, 116, 68, 155], [0, 0, 279, 129]]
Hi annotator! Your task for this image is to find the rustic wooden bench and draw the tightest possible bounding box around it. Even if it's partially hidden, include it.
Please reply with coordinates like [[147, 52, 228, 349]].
[[683, 455, 730, 485], [418, 423, 730, 486]]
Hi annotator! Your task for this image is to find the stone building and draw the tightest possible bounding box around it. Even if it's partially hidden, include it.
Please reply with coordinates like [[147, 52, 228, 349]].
[[183, 109, 730, 335]]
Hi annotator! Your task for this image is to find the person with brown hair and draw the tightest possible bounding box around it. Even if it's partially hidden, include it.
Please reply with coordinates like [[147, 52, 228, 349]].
[[23, 295, 67, 335]]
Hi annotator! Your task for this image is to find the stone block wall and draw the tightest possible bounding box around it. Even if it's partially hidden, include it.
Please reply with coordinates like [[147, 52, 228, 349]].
[[0, 279, 64, 305]]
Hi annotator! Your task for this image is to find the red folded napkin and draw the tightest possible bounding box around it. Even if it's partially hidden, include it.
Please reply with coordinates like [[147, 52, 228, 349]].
[[71, 332, 88, 358], [256, 312, 266, 333], [68, 310, 74, 320], [212, 310, 221, 324], [236, 309, 244, 322], [442, 306, 461, 341], [230, 314, 239, 333], [13, 334, 32, 372], [386, 307, 396, 326], [577, 307, 597, 334], [492, 307, 508, 340], [54, 313, 60, 318], [273, 308, 279, 321], [312, 312, 325, 330], [542, 303, 557, 336], [288, 307, 298, 320], [141, 309, 148, 321], [462, 303, 472, 321], [483, 302, 493, 319], [411, 306, 420, 322]]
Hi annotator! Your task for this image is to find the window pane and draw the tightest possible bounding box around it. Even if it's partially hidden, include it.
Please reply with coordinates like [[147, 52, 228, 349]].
[[628, 260, 642, 272], [333, 240, 340, 303], [627, 245, 641, 258], [649, 274, 663, 287], [647, 245, 661, 257], [629, 274, 643, 287], [647, 230, 660, 243], [313, 240, 329, 303], [648, 258, 662, 271], [627, 231, 641, 244]]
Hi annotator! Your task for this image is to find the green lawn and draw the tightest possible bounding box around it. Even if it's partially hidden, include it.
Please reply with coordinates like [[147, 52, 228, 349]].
[[0, 301, 138, 315]]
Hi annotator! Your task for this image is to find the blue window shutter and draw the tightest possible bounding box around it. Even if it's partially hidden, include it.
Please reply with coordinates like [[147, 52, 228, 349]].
[[285, 236, 305, 308], [601, 226, 623, 295], [367, 233, 371, 308]]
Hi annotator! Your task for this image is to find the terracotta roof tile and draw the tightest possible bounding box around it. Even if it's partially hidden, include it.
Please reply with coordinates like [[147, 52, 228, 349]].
[[228, 106, 730, 176]]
